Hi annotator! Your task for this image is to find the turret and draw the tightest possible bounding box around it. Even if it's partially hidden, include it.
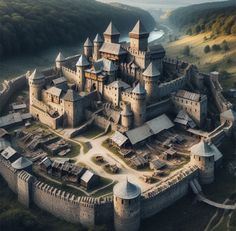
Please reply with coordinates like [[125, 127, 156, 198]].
[[76, 54, 90, 91], [143, 62, 160, 102], [63, 89, 84, 128], [129, 20, 149, 51], [103, 21, 120, 44], [113, 179, 141, 231], [28, 69, 45, 106], [121, 102, 133, 129], [93, 34, 103, 61], [83, 37, 93, 60], [190, 140, 215, 184], [131, 83, 146, 127], [55, 52, 65, 70]]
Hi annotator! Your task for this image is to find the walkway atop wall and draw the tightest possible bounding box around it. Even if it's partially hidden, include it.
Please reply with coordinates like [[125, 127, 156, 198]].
[[190, 179, 236, 210]]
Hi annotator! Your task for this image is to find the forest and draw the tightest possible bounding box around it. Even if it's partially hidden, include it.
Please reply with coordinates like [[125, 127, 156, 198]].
[[168, 0, 236, 36], [0, 0, 155, 59]]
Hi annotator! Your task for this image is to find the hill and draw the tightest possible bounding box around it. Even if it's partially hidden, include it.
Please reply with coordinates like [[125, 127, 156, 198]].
[[0, 0, 155, 59], [168, 0, 236, 36]]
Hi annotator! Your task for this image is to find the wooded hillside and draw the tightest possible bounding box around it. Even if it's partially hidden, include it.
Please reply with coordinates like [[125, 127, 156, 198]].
[[0, 0, 155, 58]]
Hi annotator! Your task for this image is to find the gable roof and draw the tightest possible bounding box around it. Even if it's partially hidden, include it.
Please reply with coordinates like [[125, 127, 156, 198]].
[[99, 42, 127, 56], [130, 20, 148, 35], [46, 86, 62, 97], [104, 22, 120, 35], [143, 62, 160, 77], [108, 80, 130, 89], [110, 131, 128, 147], [1, 146, 17, 160]]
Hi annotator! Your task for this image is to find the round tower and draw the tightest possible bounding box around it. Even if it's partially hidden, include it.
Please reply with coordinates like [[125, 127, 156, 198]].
[[121, 103, 133, 129], [113, 179, 141, 231], [83, 37, 93, 60], [131, 83, 146, 127], [93, 33, 103, 61], [190, 140, 215, 184], [143, 62, 160, 102], [76, 54, 90, 91], [55, 52, 65, 70], [103, 21, 120, 44], [28, 69, 45, 105]]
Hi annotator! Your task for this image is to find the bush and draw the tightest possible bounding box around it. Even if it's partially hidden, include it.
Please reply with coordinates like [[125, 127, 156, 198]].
[[219, 70, 230, 79], [182, 45, 190, 56], [211, 44, 221, 52], [222, 40, 230, 51], [204, 45, 211, 53]]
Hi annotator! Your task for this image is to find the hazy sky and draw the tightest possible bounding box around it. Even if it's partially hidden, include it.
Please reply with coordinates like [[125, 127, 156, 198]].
[[98, 0, 228, 10]]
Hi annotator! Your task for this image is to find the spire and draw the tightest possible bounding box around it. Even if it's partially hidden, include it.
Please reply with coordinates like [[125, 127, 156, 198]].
[[76, 54, 90, 67], [132, 82, 146, 94], [29, 69, 45, 80], [104, 21, 120, 35], [143, 62, 160, 77], [94, 33, 103, 43], [130, 20, 148, 35], [84, 37, 92, 47], [55, 52, 65, 62]]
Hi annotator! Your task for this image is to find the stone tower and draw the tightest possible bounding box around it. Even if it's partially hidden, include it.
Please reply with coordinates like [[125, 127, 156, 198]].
[[113, 179, 141, 231], [121, 102, 133, 129], [93, 33, 103, 61], [55, 52, 65, 70], [76, 54, 90, 91], [143, 62, 160, 102], [190, 140, 215, 184], [103, 21, 120, 44], [28, 69, 45, 106], [63, 89, 84, 128], [131, 83, 146, 127], [129, 20, 149, 51], [83, 37, 93, 60]]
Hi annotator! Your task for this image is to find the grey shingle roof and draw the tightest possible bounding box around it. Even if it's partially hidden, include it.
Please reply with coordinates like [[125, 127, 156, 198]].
[[104, 22, 120, 35], [11, 157, 32, 170], [29, 69, 45, 81], [55, 52, 65, 62], [99, 42, 126, 55], [1, 146, 17, 160], [81, 170, 95, 183], [191, 140, 216, 157], [76, 54, 90, 67], [84, 37, 93, 47], [143, 62, 160, 77], [113, 179, 141, 200], [94, 33, 103, 43], [63, 89, 81, 102], [46, 86, 62, 97], [110, 131, 128, 147], [108, 80, 130, 89], [130, 20, 148, 35], [132, 83, 146, 94]]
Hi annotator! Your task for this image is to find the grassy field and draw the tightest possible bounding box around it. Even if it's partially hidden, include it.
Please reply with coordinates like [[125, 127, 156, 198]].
[[164, 33, 236, 90]]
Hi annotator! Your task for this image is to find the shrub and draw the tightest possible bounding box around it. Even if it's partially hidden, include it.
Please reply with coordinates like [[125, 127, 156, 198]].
[[222, 40, 230, 51], [204, 45, 211, 53], [211, 44, 221, 52], [182, 46, 190, 56]]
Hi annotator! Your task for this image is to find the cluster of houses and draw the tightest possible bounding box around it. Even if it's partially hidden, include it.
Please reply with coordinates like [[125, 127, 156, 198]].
[[40, 157, 100, 190]]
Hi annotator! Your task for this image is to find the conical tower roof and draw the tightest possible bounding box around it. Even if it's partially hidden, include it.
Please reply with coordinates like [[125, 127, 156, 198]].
[[94, 33, 103, 43], [55, 52, 65, 62], [130, 20, 148, 35], [63, 89, 81, 102], [11, 157, 32, 170], [143, 62, 160, 77], [29, 69, 45, 81], [84, 37, 93, 47], [104, 21, 120, 35], [191, 140, 215, 157], [76, 54, 90, 67], [113, 178, 141, 200], [132, 82, 146, 94]]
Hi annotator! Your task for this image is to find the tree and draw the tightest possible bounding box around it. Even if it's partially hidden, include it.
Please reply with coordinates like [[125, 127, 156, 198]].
[[222, 40, 230, 52], [211, 44, 221, 52], [204, 45, 211, 53], [182, 46, 190, 56]]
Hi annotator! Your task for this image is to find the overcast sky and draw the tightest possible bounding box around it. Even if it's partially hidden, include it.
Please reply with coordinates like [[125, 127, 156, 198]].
[[98, 0, 229, 10]]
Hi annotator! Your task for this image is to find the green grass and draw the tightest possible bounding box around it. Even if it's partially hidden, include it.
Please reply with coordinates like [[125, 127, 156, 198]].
[[0, 175, 81, 231], [79, 141, 92, 154]]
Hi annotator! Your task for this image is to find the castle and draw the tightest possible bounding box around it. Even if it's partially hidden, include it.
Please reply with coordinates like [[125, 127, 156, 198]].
[[28, 20, 208, 132]]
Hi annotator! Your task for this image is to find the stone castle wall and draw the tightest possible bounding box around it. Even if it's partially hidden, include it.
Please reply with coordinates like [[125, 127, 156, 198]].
[[62, 67, 78, 84]]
